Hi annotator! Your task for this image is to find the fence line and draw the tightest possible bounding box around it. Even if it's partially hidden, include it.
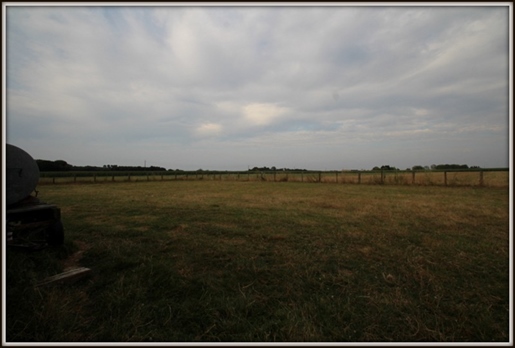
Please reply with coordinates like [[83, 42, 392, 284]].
[[38, 169, 509, 188]]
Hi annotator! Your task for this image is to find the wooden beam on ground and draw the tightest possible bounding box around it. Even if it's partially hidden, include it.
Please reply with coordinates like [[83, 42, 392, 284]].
[[35, 267, 92, 288]]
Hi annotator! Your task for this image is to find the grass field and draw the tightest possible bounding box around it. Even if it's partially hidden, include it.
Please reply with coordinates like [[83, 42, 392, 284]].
[[5, 181, 511, 342]]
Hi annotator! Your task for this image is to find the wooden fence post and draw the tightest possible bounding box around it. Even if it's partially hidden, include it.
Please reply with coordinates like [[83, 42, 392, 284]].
[[358, 172, 361, 184], [128, 174, 131, 182], [381, 169, 384, 184], [301, 173, 304, 182], [112, 175, 115, 182], [74, 175, 77, 183], [479, 171, 484, 186], [94, 174, 96, 183], [52, 177, 55, 184], [336, 172, 338, 183], [274, 172, 276, 182], [444, 171, 447, 186], [318, 172, 322, 183], [412, 171, 415, 184]]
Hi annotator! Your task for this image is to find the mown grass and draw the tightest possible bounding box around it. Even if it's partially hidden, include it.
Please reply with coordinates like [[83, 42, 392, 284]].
[[5, 181, 510, 342]]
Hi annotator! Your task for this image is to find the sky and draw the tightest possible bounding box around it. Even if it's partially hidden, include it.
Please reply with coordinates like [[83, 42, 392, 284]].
[[3, 3, 511, 171]]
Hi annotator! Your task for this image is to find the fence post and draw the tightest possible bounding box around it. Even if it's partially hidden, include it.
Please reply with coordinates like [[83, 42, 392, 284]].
[[381, 169, 384, 184], [301, 172, 304, 182], [318, 172, 322, 183], [444, 171, 447, 186], [112, 175, 115, 182], [128, 174, 131, 182], [274, 172, 276, 182], [412, 171, 415, 184], [358, 172, 361, 184], [336, 172, 338, 183], [94, 174, 96, 183], [52, 177, 55, 184], [74, 175, 77, 183], [479, 171, 484, 186]]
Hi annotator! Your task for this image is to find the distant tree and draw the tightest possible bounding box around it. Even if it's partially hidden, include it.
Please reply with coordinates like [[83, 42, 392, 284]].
[[54, 160, 72, 171], [36, 159, 72, 171], [412, 165, 424, 171], [435, 164, 469, 170], [380, 165, 397, 171]]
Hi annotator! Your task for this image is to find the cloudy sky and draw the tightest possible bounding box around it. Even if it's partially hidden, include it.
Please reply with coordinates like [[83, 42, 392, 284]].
[[4, 4, 510, 171]]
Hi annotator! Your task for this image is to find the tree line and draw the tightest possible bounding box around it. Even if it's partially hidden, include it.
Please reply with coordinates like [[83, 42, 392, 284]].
[[36, 159, 481, 173], [36, 160, 166, 172], [248, 166, 308, 172], [373, 164, 480, 171]]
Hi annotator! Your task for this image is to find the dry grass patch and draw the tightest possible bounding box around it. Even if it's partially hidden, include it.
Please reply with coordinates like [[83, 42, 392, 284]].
[[6, 181, 510, 342]]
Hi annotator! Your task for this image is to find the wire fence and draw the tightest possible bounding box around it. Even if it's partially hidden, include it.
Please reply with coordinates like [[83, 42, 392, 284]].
[[38, 169, 510, 188]]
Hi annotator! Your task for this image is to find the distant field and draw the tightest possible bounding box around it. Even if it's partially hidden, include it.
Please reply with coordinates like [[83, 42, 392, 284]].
[[6, 181, 510, 342], [38, 169, 509, 187]]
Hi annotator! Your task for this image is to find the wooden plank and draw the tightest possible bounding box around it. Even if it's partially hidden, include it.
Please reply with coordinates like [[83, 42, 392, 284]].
[[35, 267, 92, 287]]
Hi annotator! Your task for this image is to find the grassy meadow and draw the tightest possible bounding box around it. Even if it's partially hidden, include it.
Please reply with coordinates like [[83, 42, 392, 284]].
[[5, 180, 511, 342]]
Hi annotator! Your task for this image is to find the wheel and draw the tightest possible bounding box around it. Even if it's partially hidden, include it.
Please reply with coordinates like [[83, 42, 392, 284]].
[[47, 220, 64, 245]]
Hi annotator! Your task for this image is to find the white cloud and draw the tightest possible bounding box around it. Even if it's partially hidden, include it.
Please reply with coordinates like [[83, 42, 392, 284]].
[[195, 123, 223, 137], [243, 103, 289, 126], [5, 5, 509, 170], [215, 101, 241, 115]]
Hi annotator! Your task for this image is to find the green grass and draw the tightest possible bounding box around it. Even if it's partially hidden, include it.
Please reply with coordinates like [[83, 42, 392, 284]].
[[5, 181, 510, 342]]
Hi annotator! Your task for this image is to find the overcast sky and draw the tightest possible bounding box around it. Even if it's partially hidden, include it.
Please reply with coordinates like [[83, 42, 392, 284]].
[[4, 4, 510, 171]]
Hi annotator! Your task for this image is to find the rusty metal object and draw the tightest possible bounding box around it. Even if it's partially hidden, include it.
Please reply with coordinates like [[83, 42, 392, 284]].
[[6, 144, 40, 206], [6, 144, 64, 249]]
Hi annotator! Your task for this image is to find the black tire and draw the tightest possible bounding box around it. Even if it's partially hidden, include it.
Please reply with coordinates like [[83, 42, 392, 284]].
[[47, 220, 64, 245]]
